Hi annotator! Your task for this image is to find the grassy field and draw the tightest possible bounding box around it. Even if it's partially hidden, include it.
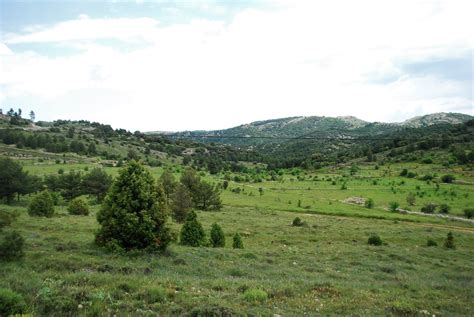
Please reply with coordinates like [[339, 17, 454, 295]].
[[1, 159, 473, 316]]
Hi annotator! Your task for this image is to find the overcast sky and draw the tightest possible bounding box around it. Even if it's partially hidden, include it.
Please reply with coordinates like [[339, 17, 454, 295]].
[[1, 0, 472, 131]]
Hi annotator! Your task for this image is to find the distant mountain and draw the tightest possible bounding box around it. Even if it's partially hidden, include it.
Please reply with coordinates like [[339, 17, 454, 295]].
[[399, 112, 473, 128], [156, 112, 472, 145], [147, 112, 473, 168]]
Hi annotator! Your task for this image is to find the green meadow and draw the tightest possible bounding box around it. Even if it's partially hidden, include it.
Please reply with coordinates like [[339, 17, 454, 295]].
[[1, 160, 473, 316]]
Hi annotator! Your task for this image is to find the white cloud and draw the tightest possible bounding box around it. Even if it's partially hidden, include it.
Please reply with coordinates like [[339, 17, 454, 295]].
[[1, 0, 472, 131], [4, 15, 159, 44]]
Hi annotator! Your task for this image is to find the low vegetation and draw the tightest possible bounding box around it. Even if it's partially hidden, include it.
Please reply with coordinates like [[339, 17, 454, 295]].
[[0, 114, 472, 315]]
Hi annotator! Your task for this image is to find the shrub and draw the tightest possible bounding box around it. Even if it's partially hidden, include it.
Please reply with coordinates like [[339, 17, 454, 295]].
[[441, 174, 455, 183], [28, 190, 55, 217], [243, 289, 268, 303], [0, 210, 16, 231], [180, 211, 206, 247], [406, 193, 416, 206], [406, 172, 417, 178], [67, 197, 89, 215], [0, 288, 27, 315], [399, 169, 408, 177], [464, 208, 474, 219], [95, 161, 171, 251], [368, 234, 382, 246], [292, 217, 303, 226], [388, 201, 399, 212], [340, 182, 347, 190], [444, 232, 455, 249], [142, 286, 167, 304], [439, 203, 450, 214], [0, 231, 24, 261], [421, 203, 436, 213], [232, 233, 244, 249], [190, 304, 235, 317], [426, 238, 437, 247], [365, 198, 374, 209], [210, 223, 225, 248]]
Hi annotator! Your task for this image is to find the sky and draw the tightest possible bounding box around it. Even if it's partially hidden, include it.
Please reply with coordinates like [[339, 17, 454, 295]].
[[0, 0, 473, 132]]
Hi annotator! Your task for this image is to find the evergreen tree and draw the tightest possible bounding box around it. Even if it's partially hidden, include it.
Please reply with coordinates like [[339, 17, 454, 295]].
[[366, 148, 373, 162], [159, 169, 176, 203], [95, 161, 170, 251], [82, 168, 112, 202], [0, 231, 24, 260], [0, 158, 29, 204], [232, 233, 244, 249], [180, 210, 206, 247], [195, 181, 222, 211], [171, 184, 193, 223], [58, 170, 83, 201], [156, 182, 169, 215], [444, 232, 455, 249], [210, 223, 225, 247], [67, 197, 90, 216], [180, 167, 201, 195], [28, 190, 55, 217]]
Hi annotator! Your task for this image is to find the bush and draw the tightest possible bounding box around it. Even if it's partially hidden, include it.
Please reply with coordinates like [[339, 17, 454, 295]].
[[421, 203, 436, 213], [406, 193, 416, 206], [426, 238, 437, 247], [28, 190, 55, 217], [439, 203, 450, 214], [95, 161, 171, 251], [464, 208, 474, 219], [0, 288, 27, 316], [399, 169, 408, 176], [365, 198, 374, 209], [388, 201, 399, 212], [232, 233, 244, 249], [406, 172, 417, 178], [441, 174, 455, 183], [210, 223, 225, 248], [142, 286, 167, 304], [0, 210, 16, 231], [180, 211, 206, 247], [0, 231, 24, 261], [292, 217, 303, 226], [67, 197, 90, 215], [444, 232, 455, 249], [243, 289, 268, 303], [368, 234, 382, 246]]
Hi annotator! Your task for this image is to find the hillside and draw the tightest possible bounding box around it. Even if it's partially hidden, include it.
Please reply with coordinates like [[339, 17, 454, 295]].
[[157, 113, 474, 168], [164, 113, 472, 143], [401, 112, 473, 128], [1, 112, 473, 173]]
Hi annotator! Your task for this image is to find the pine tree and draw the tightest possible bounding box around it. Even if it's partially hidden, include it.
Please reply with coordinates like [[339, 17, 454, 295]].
[[82, 168, 112, 202], [179, 211, 206, 247], [210, 223, 225, 247], [95, 161, 170, 251], [171, 184, 193, 223]]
